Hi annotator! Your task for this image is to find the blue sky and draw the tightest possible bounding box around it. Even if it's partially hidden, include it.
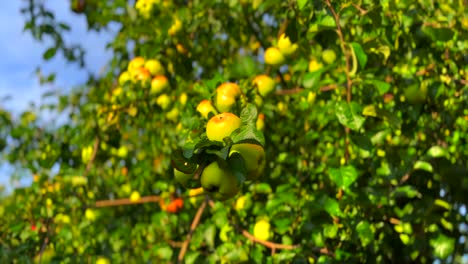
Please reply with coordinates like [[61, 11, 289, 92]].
[[0, 1, 116, 191]]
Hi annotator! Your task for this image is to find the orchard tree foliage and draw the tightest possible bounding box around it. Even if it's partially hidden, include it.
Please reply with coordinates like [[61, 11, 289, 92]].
[[1, 0, 468, 263]]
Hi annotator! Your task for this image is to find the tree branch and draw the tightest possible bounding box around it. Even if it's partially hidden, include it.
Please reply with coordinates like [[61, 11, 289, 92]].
[[177, 198, 207, 263]]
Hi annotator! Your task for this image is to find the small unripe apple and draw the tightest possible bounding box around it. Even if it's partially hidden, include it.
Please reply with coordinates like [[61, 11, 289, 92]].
[[166, 108, 179, 121], [128, 57, 145, 71], [217, 83, 241, 98], [196, 100, 217, 118], [252, 75, 275, 97], [151, 75, 169, 94], [277, 33, 298, 56], [179, 92, 188, 106], [321, 49, 337, 64], [156, 94, 171, 110], [201, 160, 240, 201], [216, 93, 236, 113], [145, 59, 165, 76], [230, 143, 266, 180], [264, 47, 285, 66], [206, 113, 242, 142]]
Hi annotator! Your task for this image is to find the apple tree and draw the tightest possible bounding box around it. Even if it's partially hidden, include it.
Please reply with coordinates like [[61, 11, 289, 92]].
[[1, 0, 468, 263]]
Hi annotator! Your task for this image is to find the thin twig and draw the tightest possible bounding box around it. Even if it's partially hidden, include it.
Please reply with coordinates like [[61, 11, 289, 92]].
[[95, 196, 161, 207], [177, 198, 207, 263], [325, 0, 353, 163]]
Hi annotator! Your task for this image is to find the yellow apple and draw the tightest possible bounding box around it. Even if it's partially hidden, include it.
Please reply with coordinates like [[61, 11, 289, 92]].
[[252, 74, 275, 97], [151, 75, 169, 94], [206, 113, 242, 142], [156, 94, 171, 110], [217, 83, 241, 98], [145, 59, 165, 75], [128, 56, 145, 71], [130, 191, 141, 202], [196, 100, 217, 118], [264, 47, 285, 66], [215, 93, 236, 113], [230, 143, 266, 180], [118, 71, 131, 86], [253, 219, 271, 241]]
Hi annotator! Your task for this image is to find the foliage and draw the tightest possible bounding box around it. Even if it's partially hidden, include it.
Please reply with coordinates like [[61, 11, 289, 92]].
[[1, 0, 468, 263]]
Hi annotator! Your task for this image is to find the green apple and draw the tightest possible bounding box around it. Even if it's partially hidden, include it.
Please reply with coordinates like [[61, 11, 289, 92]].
[[151, 75, 169, 94], [230, 143, 266, 180], [174, 168, 194, 187], [196, 100, 217, 118], [252, 75, 275, 97], [201, 160, 240, 201], [321, 49, 337, 64], [145, 59, 165, 76], [206, 113, 241, 142], [264, 47, 285, 66]]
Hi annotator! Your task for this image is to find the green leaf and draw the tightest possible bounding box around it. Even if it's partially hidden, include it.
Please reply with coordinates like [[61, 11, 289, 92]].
[[328, 165, 359, 190], [227, 152, 247, 184], [366, 79, 391, 94], [335, 101, 365, 131], [43, 47, 57, 60], [350, 42, 367, 69], [376, 108, 402, 130], [240, 103, 258, 125], [349, 134, 373, 151], [323, 197, 343, 217], [319, 15, 336, 28], [356, 221, 374, 247], [297, 0, 307, 10], [422, 26, 455, 42], [427, 146, 447, 158], [231, 124, 265, 146], [430, 234, 455, 259], [413, 160, 433, 172], [392, 186, 421, 199], [171, 148, 197, 174], [302, 70, 323, 90]]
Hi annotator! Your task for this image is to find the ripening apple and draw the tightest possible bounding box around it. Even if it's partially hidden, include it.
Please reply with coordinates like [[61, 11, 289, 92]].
[[151, 75, 169, 94], [217, 83, 241, 98], [145, 59, 165, 76], [130, 67, 151, 84], [206, 113, 242, 142], [229, 143, 266, 180], [308, 59, 323, 72], [264, 47, 285, 66], [201, 160, 240, 201], [277, 33, 298, 56], [252, 75, 275, 97], [128, 57, 145, 71], [196, 100, 217, 118], [215, 93, 236, 113], [256, 113, 265, 131]]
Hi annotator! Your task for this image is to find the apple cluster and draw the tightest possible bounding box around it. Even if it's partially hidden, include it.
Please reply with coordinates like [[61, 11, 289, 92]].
[[112, 56, 183, 122], [173, 82, 267, 201]]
